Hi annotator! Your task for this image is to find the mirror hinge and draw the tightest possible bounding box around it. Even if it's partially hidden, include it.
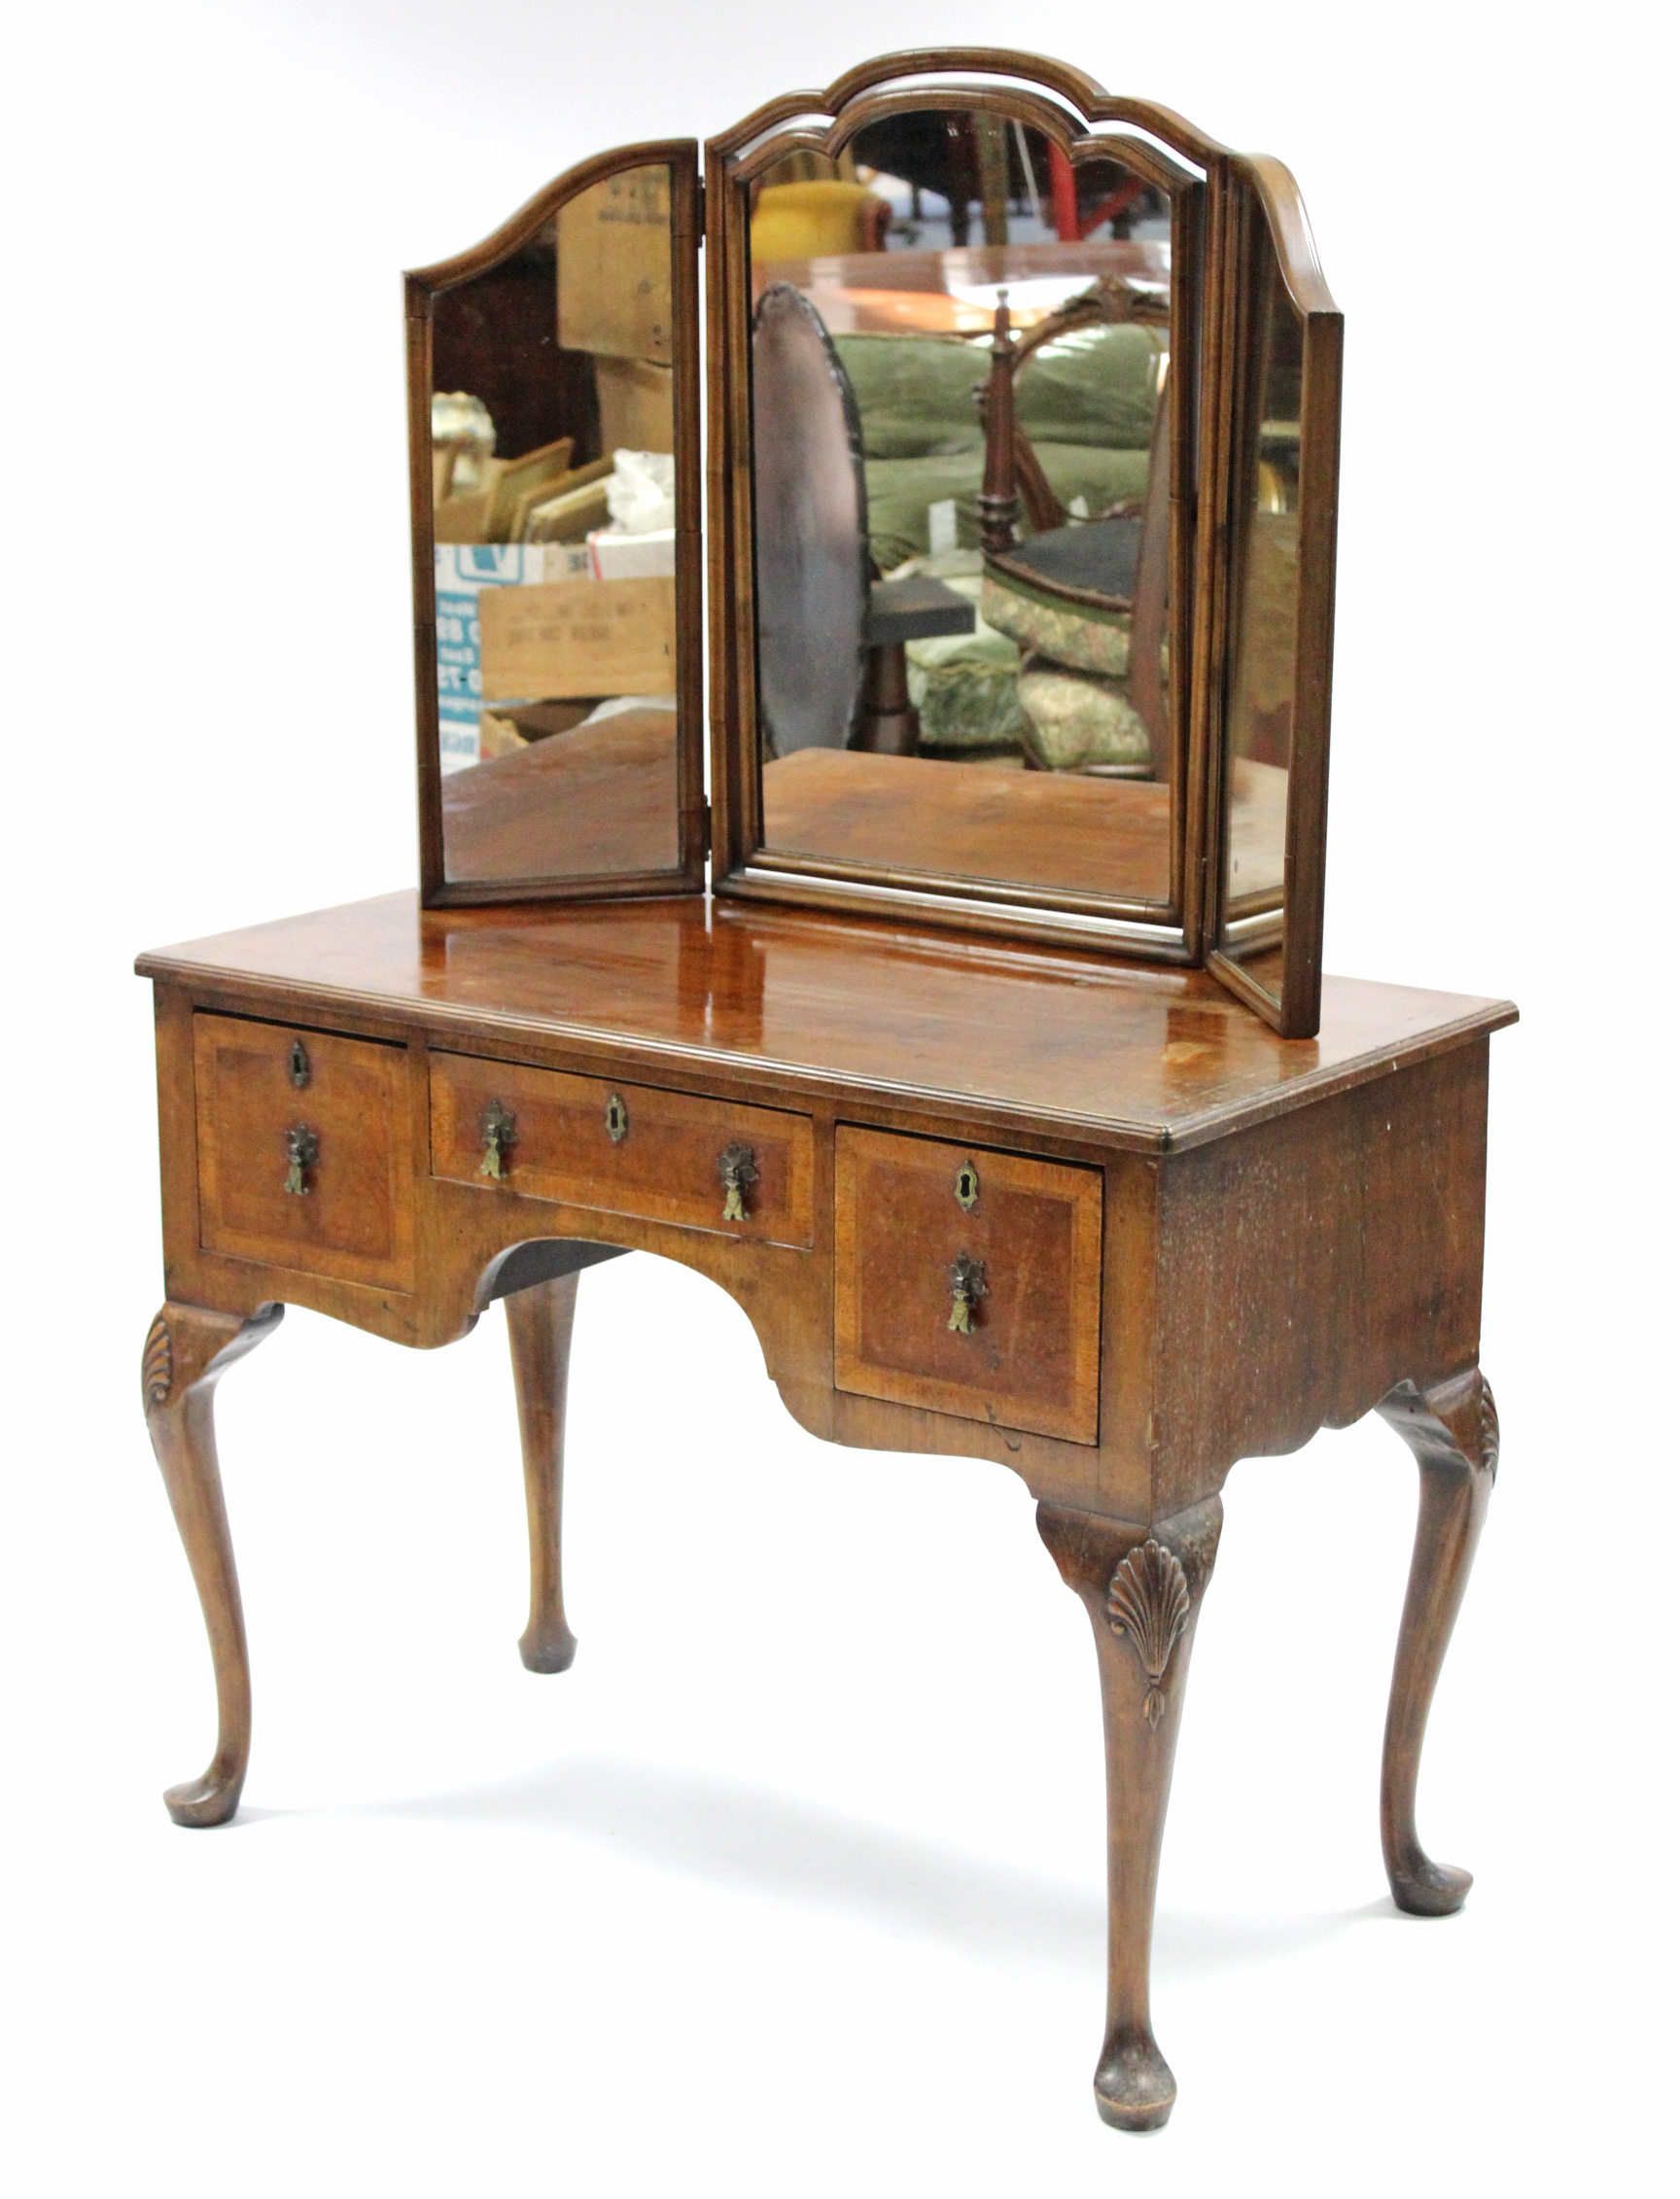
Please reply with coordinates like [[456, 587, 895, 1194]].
[[696, 182, 706, 233], [700, 799, 713, 856]]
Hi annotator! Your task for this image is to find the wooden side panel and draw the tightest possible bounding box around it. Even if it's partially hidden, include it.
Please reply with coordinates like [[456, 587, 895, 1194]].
[[408, 139, 706, 906], [429, 1051, 814, 1249], [193, 1014, 415, 1291], [834, 1127, 1102, 1445], [1149, 1041, 1488, 1513]]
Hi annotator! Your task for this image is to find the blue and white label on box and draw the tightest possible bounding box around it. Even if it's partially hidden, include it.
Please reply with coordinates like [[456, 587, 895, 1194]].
[[434, 543, 586, 771]]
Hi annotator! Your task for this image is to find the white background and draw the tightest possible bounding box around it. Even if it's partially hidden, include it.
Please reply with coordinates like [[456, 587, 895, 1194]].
[[2, 3, 1674, 2191]]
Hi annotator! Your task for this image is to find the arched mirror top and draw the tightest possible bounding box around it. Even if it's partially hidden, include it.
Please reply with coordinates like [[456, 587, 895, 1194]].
[[706, 48, 1230, 170], [710, 52, 1222, 953], [406, 138, 700, 297], [405, 139, 704, 909], [1231, 153, 1338, 321], [728, 95, 1205, 199]]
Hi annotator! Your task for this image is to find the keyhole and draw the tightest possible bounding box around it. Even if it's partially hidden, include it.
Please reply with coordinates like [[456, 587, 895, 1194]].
[[956, 1163, 979, 1211]]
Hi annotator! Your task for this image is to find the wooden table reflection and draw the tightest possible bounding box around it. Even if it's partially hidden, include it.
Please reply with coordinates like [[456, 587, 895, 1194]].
[[442, 708, 680, 885]]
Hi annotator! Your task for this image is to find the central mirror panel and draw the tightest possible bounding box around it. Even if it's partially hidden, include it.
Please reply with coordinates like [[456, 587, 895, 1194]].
[[746, 107, 1196, 922]]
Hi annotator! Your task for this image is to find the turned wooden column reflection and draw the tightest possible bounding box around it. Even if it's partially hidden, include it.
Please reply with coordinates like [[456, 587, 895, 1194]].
[[977, 294, 1020, 553]]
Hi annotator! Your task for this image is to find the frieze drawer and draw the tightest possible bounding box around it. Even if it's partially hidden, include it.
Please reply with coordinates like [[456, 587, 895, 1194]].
[[193, 1014, 415, 1291], [429, 1053, 814, 1248], [834, 1126, 1102, 1445]]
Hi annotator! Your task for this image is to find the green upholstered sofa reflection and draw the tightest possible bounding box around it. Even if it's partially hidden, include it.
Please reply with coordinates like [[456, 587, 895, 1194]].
[[832, 323, 1164, 762], [834, 321, 1163, 569]]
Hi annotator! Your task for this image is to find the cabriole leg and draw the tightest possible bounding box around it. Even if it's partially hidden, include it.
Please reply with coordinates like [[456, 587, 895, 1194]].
[[1375, 1369, 1499, 1916], [142, 1300, 283, 1828], [507, 1271, 580, 1674], [1037, 1496, 1223, 2132]]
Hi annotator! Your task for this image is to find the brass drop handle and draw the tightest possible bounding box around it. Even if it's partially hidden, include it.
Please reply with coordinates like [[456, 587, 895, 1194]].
[[479, 1099, 516, 1179], [718, 1140, 757, 1222], [948, 1252, 987, 1334], [284, 1123, 320, 1197]]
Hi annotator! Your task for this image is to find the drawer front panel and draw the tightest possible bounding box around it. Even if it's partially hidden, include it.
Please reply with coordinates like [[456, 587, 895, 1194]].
[[834, 1127, 1102, 1444], [194, 1015, 414, 1289], [430, 1053, 814, 1248]]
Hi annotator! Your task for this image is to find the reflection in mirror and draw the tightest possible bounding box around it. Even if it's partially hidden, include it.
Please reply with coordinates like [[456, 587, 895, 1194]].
[[431, 162, 682, 886], [1218, 217, 1303, 1002], [747, 111, 1186, 910]]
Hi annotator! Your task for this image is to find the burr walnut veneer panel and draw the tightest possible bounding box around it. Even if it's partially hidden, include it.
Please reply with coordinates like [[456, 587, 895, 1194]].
[[834, 1127, 1103, 1444], [193, 1013, 414, 1292], [429, 1051, 814, 1248]]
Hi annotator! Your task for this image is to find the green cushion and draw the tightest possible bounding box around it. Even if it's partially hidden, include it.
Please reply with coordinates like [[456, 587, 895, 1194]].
[[981, 569, 1133, 681], [902, 572, 1025, 750], [834, 320, 1163, 466], [1035, 443, 1152, 513], [862, 447, 1152, 572], [1017, 662, 1151, 771], [1016, 322, 1164, 451], [831, 333, 987, 460]]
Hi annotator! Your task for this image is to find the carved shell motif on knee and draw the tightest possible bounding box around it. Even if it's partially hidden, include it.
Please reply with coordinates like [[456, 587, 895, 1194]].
[[142, 1312, 173, 1412], [1106, 1539, 1191, 1729], [1479, 1379, 1500, 1484]]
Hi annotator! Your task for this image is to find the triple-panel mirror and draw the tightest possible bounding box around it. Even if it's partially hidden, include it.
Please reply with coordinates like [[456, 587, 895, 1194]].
[[406, 60, 1342, 1034]]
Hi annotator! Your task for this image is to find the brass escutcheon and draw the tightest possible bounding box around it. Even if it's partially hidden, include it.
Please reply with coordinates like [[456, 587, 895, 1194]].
[[947, 1252, 987, 1334], [605, 1094, 629, 1144], [479, 1099, 516, 1179], [284, 1122, 320, 1197], [718, 1140, 757, 1222], [289, 1038, 310, 1090], [955, 1161, 980, 1211]]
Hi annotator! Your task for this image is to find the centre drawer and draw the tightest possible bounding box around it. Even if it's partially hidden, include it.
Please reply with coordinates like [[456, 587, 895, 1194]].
[[834, 1127, 1102, 1445], [429, 1053, 814, 1248]]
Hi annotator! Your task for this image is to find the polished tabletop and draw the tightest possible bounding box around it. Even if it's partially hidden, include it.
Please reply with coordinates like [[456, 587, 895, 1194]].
[[138, 891, 1516, 1153]]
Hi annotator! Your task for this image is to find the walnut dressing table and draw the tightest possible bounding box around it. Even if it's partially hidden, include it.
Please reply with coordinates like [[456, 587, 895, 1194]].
[[137, 53, 1515, 2133]]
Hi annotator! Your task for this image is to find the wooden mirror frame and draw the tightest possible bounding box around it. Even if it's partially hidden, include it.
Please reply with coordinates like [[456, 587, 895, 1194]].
[[702, 52, 1343, 1031], [405, 139, 706, 907], [705, 52, 1224, 958], [1203, 156, 1344, 1037], [397, 60, 1343, 1034]]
